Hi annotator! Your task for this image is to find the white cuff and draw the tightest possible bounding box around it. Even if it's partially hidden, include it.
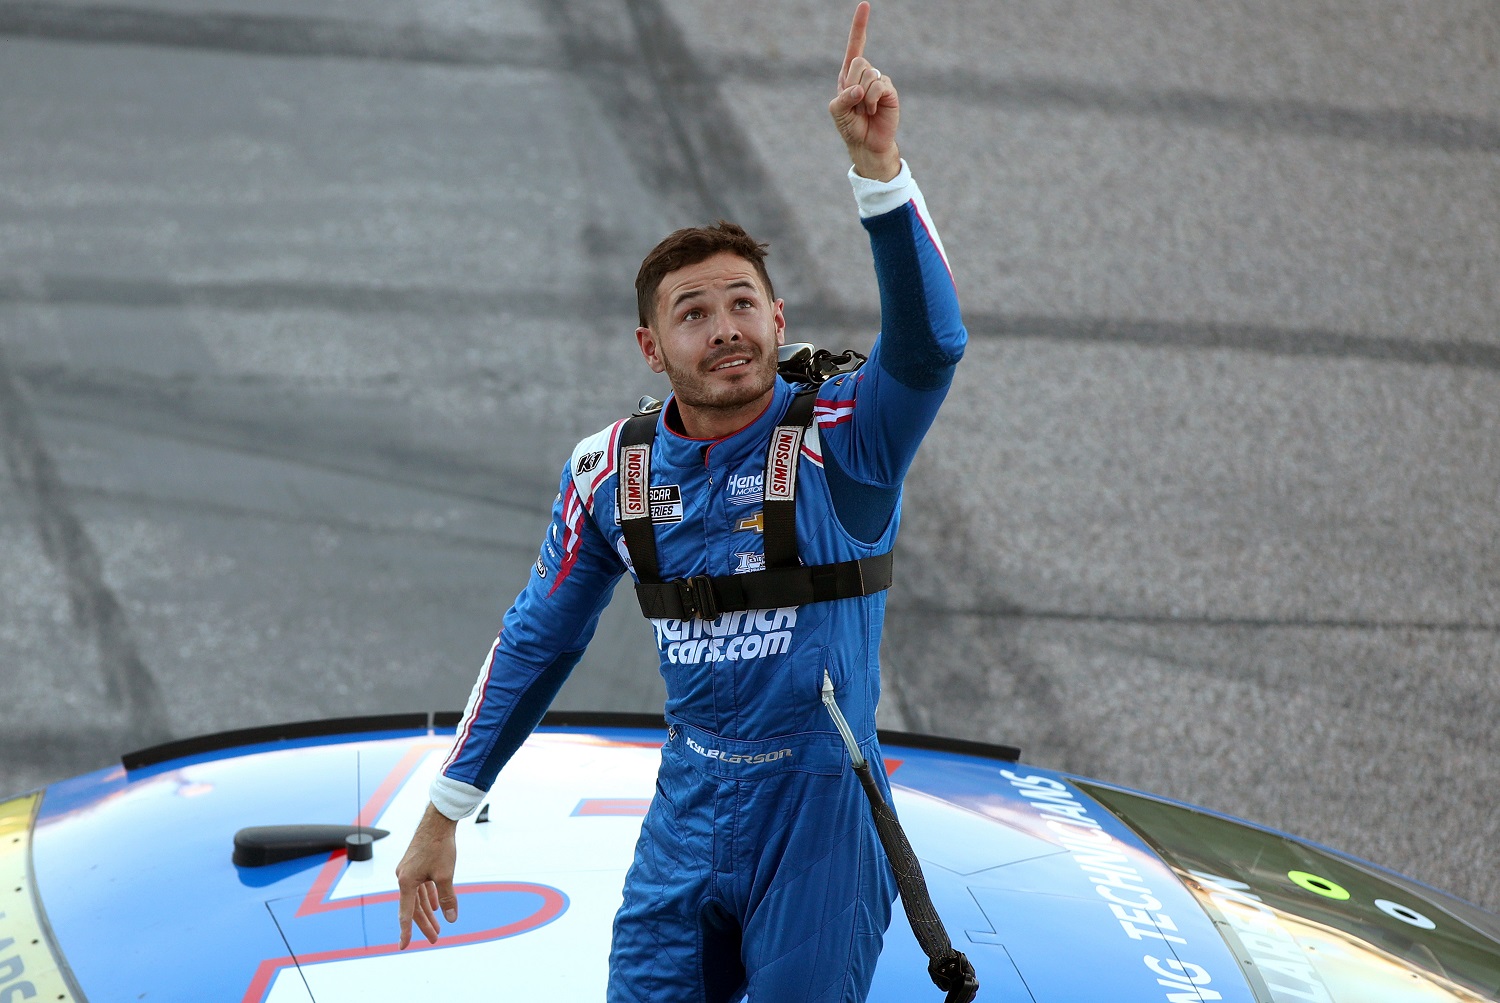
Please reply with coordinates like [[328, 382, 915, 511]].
[[848, 159, 916, 219], [429, 773, 487, 821]]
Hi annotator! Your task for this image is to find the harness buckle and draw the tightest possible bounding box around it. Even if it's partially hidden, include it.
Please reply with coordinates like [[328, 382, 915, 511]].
[[677, 575, 720, 620]]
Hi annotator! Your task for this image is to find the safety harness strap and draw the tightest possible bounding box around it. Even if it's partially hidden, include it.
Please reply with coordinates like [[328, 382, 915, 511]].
[[633, 552, 893, 620], [617, 409, 663, 584], [617, 387, 893, 620], [761, 388, 817, 569]]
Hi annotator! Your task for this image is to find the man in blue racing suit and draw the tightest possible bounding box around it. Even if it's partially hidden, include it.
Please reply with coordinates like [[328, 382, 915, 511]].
[[396, 5, 967, 999]]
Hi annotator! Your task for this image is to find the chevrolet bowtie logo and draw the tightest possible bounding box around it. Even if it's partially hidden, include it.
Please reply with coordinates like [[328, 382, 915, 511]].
[[736, 511, 764, 533]]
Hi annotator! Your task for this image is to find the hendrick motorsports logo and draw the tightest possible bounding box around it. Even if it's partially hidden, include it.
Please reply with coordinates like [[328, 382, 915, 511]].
[[651, 607, 796, 664], [726, 472, 763, 506]]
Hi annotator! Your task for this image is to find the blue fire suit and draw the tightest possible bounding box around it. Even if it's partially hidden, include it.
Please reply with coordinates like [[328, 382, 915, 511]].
[[431, 161, 967, 1002]]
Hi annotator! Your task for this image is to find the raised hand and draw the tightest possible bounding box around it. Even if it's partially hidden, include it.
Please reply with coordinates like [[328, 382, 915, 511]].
[[829, 2, 900, 181]]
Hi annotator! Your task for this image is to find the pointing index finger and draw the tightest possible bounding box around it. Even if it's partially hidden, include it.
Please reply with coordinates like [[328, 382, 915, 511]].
[[840, 2, 870, 86]]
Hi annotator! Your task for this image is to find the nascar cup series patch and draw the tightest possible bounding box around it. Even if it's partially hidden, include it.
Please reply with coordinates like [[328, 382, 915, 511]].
[[648, 485, 683, 523]]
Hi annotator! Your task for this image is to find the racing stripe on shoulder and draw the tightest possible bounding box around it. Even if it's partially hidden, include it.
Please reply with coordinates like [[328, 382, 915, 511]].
[[549, 420, 625, 596], [802, 422, 824, 467], [814, 397, 856, 428], [569, 419, 625, 514]]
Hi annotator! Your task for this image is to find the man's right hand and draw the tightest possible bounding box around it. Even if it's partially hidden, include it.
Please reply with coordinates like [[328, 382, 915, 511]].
[[829, 2, 901, 182], [396, 802, 460, 949]]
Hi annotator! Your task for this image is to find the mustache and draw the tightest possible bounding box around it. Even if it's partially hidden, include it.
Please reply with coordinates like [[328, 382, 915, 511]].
[[701, 346, 762, 371]]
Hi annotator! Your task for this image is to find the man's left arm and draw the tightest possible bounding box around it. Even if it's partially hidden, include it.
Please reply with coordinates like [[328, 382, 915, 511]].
[[823, 162, 966, 492], [820, 2, 967, 507]]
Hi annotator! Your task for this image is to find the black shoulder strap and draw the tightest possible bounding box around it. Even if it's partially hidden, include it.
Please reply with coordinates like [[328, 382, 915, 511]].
[[617, 410, 661, 584], [761, 387, 818, 570], [626, 385, 893, 621]]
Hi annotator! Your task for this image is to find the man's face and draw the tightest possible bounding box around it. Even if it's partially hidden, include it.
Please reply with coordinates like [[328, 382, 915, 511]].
[[636, 252, 786, 413]]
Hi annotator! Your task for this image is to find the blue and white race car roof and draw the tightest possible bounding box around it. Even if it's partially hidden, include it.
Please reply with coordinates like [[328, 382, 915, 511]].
[[5, 715, 1499, 1002]]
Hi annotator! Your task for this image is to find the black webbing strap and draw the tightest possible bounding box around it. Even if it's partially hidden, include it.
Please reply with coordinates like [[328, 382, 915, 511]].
[[617, 409, 662, 584], [618, 387, 893, 621], [634, 552, 893, 620], [761, 387, 817, 570], [853, 759, 979, 1003]]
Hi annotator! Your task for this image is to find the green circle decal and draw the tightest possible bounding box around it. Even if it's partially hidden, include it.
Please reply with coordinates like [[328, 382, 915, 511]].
[[1287, 870, 1350, 900]]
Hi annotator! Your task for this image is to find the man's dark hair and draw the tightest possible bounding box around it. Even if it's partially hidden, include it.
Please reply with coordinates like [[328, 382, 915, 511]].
[[635, 221, 774, 329]]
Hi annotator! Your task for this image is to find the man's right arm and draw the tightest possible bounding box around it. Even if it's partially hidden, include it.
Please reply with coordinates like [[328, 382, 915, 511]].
[[398, 452, 624, 948], [433, 456, 625, 818]]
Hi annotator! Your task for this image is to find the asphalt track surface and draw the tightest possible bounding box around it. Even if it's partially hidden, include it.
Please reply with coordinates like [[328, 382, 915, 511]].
[[2, 0, 1497, 913]]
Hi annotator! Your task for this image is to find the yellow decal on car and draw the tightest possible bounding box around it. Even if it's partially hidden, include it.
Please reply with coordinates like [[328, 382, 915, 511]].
[[1, 793, 81, 1001]]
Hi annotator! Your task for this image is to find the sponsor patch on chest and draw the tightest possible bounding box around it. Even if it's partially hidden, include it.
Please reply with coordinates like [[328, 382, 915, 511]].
[[620, 444, 650, 519], [648, 484, 684, 523], [765, 427, 802, 502], [726, 471, 763, 506]]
